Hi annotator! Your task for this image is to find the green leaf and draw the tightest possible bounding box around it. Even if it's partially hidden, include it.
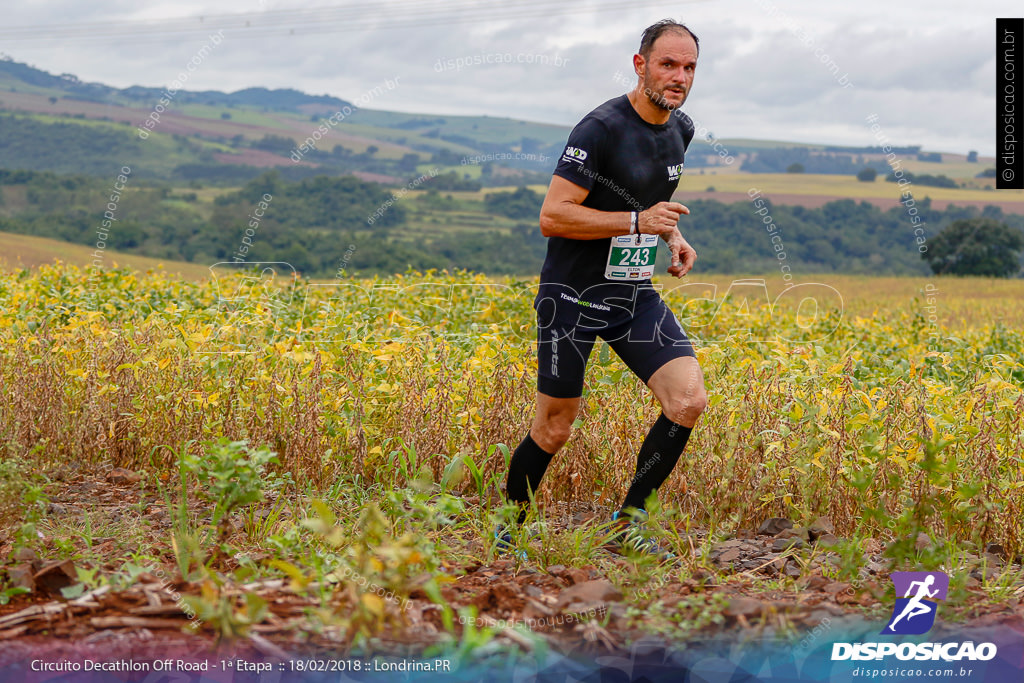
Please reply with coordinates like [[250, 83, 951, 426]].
[[60, 583, 87, 599]]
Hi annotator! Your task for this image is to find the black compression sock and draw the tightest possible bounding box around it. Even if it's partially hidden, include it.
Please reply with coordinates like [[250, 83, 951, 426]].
[[506, 432, 555, 523], [620, 413, 692, 514]]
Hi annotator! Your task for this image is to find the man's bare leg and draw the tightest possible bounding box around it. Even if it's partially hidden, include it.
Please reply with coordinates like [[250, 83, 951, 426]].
[[618, 356, 706, 514], [505, 392, 581, 520]]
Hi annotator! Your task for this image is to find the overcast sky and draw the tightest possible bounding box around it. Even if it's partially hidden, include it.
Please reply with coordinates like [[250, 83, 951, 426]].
[[0, 0, 1010, 155]]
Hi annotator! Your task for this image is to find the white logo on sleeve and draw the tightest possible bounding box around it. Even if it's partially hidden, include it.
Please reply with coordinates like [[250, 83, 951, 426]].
[[667, 163, 684, 180], [562, 146, 588, 164]]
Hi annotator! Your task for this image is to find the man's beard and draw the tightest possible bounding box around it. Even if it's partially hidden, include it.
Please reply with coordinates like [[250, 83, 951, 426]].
[[643, 73, 685, 111]]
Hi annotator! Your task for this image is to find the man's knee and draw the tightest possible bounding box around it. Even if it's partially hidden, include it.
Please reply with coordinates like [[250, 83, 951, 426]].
[[536, 418, 573, 451], [533, 404, 578, 452], [663, 388, 706, 426]]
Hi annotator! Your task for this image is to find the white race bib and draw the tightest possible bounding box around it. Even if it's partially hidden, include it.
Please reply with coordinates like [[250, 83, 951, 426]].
[[605, 234, 658, 280]]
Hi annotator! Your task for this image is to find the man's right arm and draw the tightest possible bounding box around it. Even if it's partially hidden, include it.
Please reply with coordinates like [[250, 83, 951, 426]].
[[538, 175, 631, 239], [539, 175, 690, 241]]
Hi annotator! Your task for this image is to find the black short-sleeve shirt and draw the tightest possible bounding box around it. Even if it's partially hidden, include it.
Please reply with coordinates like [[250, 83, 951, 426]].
[[537, 94, 695, 326]]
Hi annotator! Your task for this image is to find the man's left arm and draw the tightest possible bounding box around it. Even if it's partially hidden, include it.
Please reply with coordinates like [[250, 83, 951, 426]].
[[664, 229, 696, 277], [664, 115, 698, 277]]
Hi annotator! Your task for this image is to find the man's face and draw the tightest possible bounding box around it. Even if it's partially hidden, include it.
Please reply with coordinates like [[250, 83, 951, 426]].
[[637, 31, 698, 111]]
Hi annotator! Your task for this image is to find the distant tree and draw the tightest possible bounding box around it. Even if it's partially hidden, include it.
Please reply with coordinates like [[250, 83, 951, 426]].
[[856, 167, 877, 182], [221, 112, 231, 120], [967, 150, 978, 163], [886, 171, 957, 188], [485, 186, 543, 219], [398, 153, 420, 172], [252, 134, 295, 155], [366, 145, 378, 156], [48, 96, 57, 105], [923, 218, 1023, 277], [786, 163, 805, 173]]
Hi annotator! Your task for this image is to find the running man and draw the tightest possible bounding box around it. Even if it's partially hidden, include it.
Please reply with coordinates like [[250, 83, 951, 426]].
[[888, 575, 939, 632], [501, 19, 707, 555]]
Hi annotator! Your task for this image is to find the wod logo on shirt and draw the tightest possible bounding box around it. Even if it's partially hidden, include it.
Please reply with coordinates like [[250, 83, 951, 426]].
[[562, 146, 588, 164], [666, 163, 684, 180]]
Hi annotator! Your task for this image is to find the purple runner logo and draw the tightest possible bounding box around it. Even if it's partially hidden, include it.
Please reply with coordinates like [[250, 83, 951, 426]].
[[881, 571, 948, 635]]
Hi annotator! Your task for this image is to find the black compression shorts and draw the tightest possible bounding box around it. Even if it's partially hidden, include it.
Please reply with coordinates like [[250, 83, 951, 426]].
[[535, 295, 696, 399]]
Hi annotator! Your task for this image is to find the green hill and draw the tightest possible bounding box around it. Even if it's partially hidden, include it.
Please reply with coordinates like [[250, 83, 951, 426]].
[[0, 230, 210, 279]]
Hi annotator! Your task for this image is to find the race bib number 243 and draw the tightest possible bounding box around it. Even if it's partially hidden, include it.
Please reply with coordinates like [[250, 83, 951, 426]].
[[605, 234, 658, 280]]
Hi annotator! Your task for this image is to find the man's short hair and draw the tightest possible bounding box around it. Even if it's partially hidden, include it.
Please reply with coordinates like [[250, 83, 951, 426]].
[[639, 19, 699, 59]]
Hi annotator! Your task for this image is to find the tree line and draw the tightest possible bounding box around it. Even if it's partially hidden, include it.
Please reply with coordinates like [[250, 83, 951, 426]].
[[1, 171, 1021, 278]]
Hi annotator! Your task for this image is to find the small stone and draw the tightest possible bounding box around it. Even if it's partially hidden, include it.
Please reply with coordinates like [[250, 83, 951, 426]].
[[835, 590, 863, 605], [970, 567, 999, 582], [47, 502, 68, 515], [717, 548, 743, 563], [33, 559, 78, 595], [757, 518, 794, 536], [866, 561, 886, 575], [862, 537, 882, 555], [556, 580, 623, 609], [7, 564, 36, 592], [982, 552, 1004, 567], [107, 467, 141, 485], [524, 585, 545, 599], [566, 567, 589, 585], [985, 543, 1006, 559], [815, 533, 841, 547], [765, 554, 787, 574], [803, 575, 829, 591], [824, 581, 850, 594], [691, 569, 716, 586], [12, 547, 40, 564], [776, 527, 811, 543], [915, 533, 932, 551], [724, 596, 763, 619], [773, 537, 805, 552], [784, 562, 803, 578], [808, 516, 835, 540]]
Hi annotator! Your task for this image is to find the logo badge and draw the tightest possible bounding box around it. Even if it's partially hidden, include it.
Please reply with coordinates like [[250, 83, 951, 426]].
[[881, 571, 948, 635], [562, 146, 588, 163], [666, 162, 684, 180]]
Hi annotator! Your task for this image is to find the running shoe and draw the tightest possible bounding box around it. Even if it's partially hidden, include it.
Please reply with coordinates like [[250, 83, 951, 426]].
[[606, 509, 676, 560], [493, 524, 529, 561]]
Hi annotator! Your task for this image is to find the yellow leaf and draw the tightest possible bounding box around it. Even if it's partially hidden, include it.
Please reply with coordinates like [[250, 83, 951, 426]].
[[361, 593, 385, 617], [268, 559, 309, 591]]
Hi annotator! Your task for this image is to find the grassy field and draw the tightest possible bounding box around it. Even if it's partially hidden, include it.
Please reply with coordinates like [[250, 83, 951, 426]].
[[1, 263, 1022, 662], [0, 231, 211, 279]]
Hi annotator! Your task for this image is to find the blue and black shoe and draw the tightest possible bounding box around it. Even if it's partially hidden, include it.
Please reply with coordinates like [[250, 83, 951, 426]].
[[493, 524, 529, 561], [606, 509, 676, 560]]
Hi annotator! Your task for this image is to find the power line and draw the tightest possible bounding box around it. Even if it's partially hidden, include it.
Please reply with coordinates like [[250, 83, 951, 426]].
[[0, 0, 702, 43]]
